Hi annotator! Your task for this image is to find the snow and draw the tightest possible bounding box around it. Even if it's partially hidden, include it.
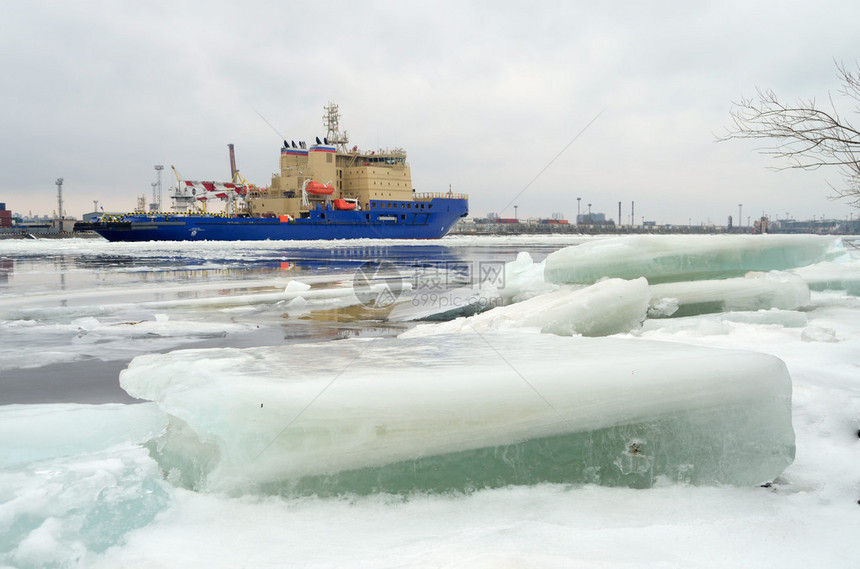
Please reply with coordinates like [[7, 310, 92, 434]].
[[95, 482, 859, 568]]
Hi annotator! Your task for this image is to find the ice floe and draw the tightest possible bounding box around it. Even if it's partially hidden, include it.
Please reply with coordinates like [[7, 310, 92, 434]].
[[0, 403, 167, 468], [790, 259, 860, 295], [0, 315, 252, 371], [648, 270, 811, 317], [544, 234, 846, 284], [401, 277, 649, 337], [119, 333, 795, 494]]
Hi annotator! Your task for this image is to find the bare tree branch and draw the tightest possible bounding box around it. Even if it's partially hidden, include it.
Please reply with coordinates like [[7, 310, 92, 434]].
[[717, 61, 860, 206]]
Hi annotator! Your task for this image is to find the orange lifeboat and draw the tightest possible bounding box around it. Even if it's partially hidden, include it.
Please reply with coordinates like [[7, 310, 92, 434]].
[[306, 181, 335, 195], [333, 198, 357, 211]]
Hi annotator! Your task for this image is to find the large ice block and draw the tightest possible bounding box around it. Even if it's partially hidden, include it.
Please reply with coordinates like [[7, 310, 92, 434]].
[[401, 277, 649, 337], [120, 333, 795, 494], [545, 235, 845, 284], [648, 271, 811, 317]]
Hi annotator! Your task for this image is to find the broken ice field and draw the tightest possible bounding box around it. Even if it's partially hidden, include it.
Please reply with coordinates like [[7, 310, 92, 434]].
[[111, 234, 853, 494]]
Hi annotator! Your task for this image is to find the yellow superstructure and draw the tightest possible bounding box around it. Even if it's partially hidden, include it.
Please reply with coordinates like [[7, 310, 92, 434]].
[[247, 104, 416, 218]]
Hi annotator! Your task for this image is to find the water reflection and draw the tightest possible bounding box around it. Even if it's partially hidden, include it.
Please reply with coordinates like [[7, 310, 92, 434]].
[[0, 239, 541, 404], [0, 258, 12, 284]]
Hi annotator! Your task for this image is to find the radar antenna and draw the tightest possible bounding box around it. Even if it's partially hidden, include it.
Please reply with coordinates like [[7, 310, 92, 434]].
[[322, 102, 350, 153]]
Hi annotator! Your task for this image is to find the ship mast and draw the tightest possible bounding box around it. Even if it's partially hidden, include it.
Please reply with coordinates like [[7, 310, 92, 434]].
[[323, 102, 350, 153]]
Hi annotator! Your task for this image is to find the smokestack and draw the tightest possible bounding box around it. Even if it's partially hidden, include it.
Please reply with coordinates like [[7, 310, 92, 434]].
[[631, 201, 635, 226], [228, 144, 238, 182], [618, 201, 621, 226]]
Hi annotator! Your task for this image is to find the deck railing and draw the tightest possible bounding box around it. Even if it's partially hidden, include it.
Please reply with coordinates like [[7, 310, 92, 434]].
[[413, 192, 469, 201]]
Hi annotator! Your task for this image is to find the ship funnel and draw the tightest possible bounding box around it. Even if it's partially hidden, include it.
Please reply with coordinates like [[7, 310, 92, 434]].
[[228, 143, 238, 182]]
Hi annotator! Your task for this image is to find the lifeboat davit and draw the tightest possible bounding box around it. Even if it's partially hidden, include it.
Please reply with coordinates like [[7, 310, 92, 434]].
[[333, 198, 357, 211], [306, 181, 335, 195]]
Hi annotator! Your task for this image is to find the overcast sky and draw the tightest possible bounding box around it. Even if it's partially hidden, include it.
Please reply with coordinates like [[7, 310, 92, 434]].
[[3, 0, 860, 225]]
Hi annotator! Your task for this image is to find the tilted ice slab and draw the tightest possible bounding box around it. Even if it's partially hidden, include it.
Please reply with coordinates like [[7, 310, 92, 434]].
[[637, 309, 810, 336], [120, 333, 795, 494], [386, 282, 501, 322], [648, 271, 811, 318], [490, 251, 556, 303], [401, 278, 649, 337], [545, 234, 846, 285], [388, 252, 557, 322], [790, 260, 860, 296]]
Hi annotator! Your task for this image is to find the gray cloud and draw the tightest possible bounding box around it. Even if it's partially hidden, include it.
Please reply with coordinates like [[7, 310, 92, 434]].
[[3, 0, 859, 224]]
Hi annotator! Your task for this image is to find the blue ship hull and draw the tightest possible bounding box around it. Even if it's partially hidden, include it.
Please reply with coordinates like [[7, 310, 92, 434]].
[[80, 197, 468, 242]]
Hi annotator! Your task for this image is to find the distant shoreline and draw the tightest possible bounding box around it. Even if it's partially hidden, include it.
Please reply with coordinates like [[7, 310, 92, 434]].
[[450, 224, 858, 236], [0, 230, 102, 240], [1, 224, 856, 239]]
